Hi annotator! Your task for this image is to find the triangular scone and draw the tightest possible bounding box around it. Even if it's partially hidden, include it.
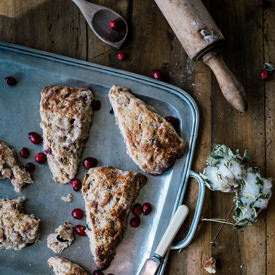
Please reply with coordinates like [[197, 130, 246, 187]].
[[108, 85, 186, 175], [40, 86, 94, 184], [0, 197, 40, 250], [48, 257, 89, 275], [82, 166, 147, 269], [0, 140, 33, 192]]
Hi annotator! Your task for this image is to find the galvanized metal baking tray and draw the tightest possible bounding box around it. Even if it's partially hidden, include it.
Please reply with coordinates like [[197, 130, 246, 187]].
[[0, 42, 205, 275]]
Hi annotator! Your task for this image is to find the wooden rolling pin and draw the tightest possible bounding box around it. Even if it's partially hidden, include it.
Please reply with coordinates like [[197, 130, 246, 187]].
[[155, 0, 247, 112]]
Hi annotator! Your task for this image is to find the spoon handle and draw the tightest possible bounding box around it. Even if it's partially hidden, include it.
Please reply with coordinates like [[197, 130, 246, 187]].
[[72, 0, 101, 19]]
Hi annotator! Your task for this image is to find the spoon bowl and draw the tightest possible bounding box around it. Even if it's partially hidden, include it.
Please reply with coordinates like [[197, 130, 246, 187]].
[[72, 0, 128, 48]]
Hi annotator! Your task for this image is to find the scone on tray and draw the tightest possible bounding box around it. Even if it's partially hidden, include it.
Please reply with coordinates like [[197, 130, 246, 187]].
[[0, 197, 40, 250], [108, 85, 186, 175], [40, 86, 94, 184], [82, 166, 147, 269], [0, 140, 33, 192], [48, 256, 89, 275], [47, 222, 74, 254]]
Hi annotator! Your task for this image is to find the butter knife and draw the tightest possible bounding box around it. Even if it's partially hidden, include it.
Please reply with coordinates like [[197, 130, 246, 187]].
[[139, 205, 189, 275]]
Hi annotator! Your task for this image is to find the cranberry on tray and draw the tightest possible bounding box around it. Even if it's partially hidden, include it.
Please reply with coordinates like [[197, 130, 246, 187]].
[[71, 179, 82, 192], [28, 132, 42, 144], [132, 203, 142, 216], [34, 153, 46, 164], [72, 208, 84, 219], [83, 157, 97, 169], [19, 147, 30, 158], [142, 202, 152, 215], [5, 76, 17, 86], [165, 116, 179, 129], [130, 216, 140, 228], [92, 100, 101, 111], [74, 225, 86, 236], [25, 162, 35, 172]]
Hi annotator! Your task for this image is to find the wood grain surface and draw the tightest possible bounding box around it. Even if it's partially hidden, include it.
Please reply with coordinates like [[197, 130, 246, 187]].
[[0, 1, 274, 274]]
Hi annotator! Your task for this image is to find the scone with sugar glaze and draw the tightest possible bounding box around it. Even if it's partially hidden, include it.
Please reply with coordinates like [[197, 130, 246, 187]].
[[40, 86, 94, 184], [108, 85, 186, 175], [0, 140, 33, 192], [0, 197, 40, 250], [48, 257, 89, 275], [82, 166, 147, 269]]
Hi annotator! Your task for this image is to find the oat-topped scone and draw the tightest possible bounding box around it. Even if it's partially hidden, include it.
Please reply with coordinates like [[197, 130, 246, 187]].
[[47, 222, 74, 254], [40, 86, 94, 184], [0, 197, 40, 250], [0, 140, 33, 192], [82, 166, 147, 269], [108, 85, 186, 175], [48, 257, 89, 275]]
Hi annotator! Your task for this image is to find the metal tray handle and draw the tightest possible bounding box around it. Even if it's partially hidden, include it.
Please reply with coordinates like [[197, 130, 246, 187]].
[[171, 170, 205, 250]]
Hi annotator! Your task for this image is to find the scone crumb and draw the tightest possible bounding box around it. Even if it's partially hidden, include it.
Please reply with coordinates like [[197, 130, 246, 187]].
[[203, 257, 216, 274], [60, 193, 73, 202], [47, 222, 74, 254]]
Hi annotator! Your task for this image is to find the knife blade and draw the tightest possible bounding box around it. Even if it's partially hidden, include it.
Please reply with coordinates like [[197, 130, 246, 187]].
[[139, 205, 189, 275]]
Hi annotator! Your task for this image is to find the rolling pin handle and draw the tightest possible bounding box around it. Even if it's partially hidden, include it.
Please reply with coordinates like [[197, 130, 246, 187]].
[[202, 50, 248, 112]]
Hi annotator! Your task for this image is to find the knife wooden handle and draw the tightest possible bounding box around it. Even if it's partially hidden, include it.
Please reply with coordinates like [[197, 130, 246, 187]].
[[202, 50, 247, 112], [155, 205, 189, 257]]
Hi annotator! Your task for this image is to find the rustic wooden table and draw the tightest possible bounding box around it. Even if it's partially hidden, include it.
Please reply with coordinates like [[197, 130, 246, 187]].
[[0, 1, 274, 274]]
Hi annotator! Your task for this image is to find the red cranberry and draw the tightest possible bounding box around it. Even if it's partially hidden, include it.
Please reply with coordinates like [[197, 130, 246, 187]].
[[72, 208, 84, 219], [152, 70, 163, 80], [130, 216, 140, 228], [83, 157, 97, 169], [109, 19, 120, 30], [19, 148, 30, 158], [260, 69, 269, 80], [28, 132, 42, 144], [92, 100, 101, 111], [142, 203, 152, 215], [165, 116, 179, 129], [74, 225, 86, 236], [117, 52, 126, 60], [132, 203, 142, 216], [258, 0, 266, 7], [25, 162, 35, 172], [71, 179, 82, 192], [34, 153, 46, 164], [5, 76, 17, 86]]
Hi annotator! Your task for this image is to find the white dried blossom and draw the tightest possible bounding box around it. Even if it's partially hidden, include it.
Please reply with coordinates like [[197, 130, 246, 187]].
[[201, 144, 272, 228], [201, 144, 247, 192]]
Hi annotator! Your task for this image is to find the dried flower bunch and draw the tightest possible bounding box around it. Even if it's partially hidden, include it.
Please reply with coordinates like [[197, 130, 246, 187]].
[[201, 144, 272, 228]]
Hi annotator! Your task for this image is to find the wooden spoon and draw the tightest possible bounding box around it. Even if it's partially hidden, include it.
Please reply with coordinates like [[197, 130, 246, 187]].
[[72, 0, 128, 48]]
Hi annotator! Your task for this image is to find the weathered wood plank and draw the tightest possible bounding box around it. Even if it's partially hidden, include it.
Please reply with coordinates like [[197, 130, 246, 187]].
[[210, 1, 266, 275], [264, 2, 275, 275], [184, 61, 212, 275], [0, 0, 87, 59]]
